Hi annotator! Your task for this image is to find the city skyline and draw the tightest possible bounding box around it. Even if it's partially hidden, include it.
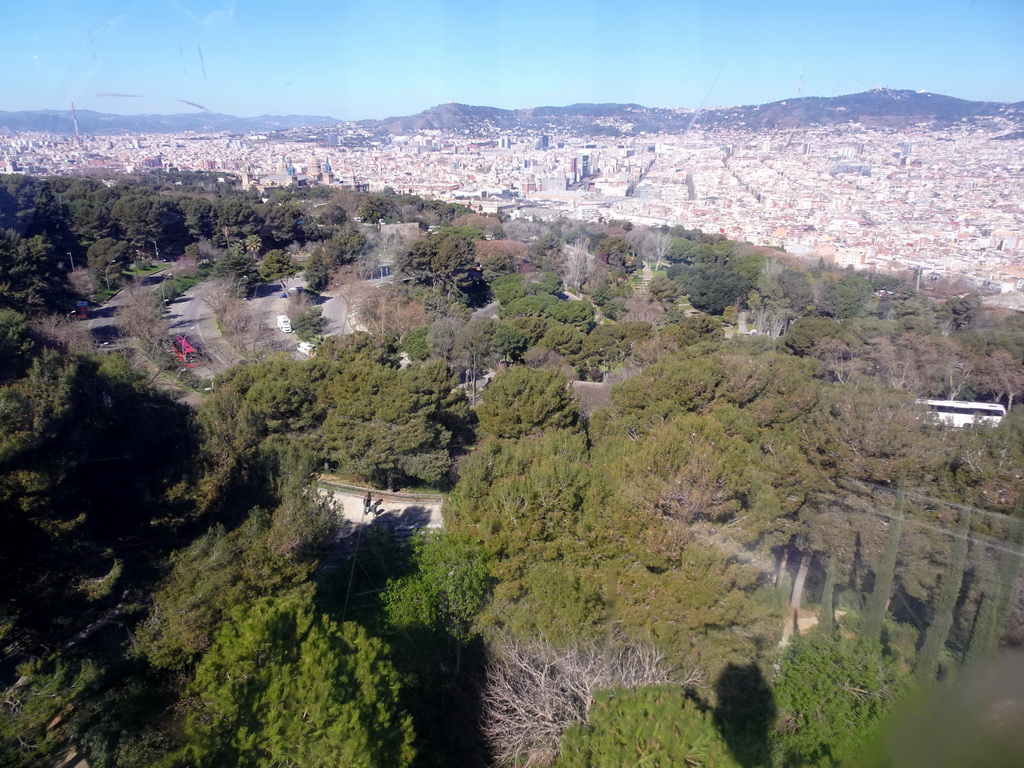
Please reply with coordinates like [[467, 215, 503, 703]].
[[4, 0, 1023, 120]]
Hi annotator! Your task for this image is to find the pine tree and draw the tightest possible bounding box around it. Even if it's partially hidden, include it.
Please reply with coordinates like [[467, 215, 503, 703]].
[[555, 686, 739, 768], [862, 483, 905, 644], [966, 499, 1024, 664], [184, 595, 415, 768], [915, 508, 971, 682], [819, 555, 837, 638]]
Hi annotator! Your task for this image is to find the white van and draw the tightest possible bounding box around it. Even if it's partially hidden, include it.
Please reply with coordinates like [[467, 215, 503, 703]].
[[276, 314, 292, 333], [297, 341, 316, 357]]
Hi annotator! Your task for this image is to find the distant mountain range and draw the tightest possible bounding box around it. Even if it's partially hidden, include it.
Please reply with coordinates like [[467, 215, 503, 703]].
[[3, 90, 1022, 136], [361, 90, 1024, 135], [0, 109, 339, 135]]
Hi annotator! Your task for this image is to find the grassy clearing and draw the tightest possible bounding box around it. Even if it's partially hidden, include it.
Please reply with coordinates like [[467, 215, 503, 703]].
[[124, 261, 165, 279]]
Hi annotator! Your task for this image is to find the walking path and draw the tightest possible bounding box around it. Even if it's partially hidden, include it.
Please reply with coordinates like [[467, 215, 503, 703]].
[[319, 479, 445, 535], [317, 479, 446, 569]]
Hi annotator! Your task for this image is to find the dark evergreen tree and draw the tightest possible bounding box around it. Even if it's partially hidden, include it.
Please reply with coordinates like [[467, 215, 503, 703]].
[[916, 509, 971, 681], [862, 484, 905, 644]]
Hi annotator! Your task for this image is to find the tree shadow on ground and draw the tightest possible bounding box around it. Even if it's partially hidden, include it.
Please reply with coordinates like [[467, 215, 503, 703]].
[[392, 631, 491, 768], [714, 662, 776, 767], [373, 504, 435, 531]]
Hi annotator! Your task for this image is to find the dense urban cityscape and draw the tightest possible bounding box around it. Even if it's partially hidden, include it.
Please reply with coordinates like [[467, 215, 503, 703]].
[[4, 97, 1023, 303]]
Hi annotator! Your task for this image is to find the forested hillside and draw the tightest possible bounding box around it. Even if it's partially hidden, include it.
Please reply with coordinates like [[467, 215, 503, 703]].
[[2, 173, 1023, 767]]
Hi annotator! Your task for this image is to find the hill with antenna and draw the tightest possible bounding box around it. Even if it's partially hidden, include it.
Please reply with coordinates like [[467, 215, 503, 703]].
[[1, 90, 1021, 136], [700, 88, 1024, 131], [359, 90, 1024, 135]]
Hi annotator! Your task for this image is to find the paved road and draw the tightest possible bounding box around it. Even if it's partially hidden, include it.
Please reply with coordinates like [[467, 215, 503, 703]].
[[164, 279, 240, 377], [88, 269, 379, 379], [471, 300, 499, 320], [318, 274, 392, 335], [318, 288, 355, 335]]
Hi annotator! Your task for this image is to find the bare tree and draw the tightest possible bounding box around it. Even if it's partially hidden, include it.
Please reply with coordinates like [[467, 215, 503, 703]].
[[200, 278, 240, 324], [764, 308, 791, 339], [622, 294, 663, 325], [356, 247, 379, 280], [219, 298, 255, 343], [749, 301, 790, 339], [811, 338, 856, 384], [329, 263, 363, 334], [761, 256, 783, 278], [67, 267, 95, 299], [645, 231, 671, 270], [354, 284, 389, 335], [624, 227, 649, 264], [201, 279, 273, 358], [117, 283, 169, 351], [220, 299, 274, 358], [861, 336, 927, 394], [31, 313, 93, 353], [572, 380, 613, 418], [482, 635, 682, 766], [286, 288, 315, 316], [936, 340, 975, 400], [561, 237, 593, 293], [427, 317, 466, 364], [171, 254, 200, 278], [504, 220, 542, 242], [378, 222, 412, 256], [195, 237, 222, 265], [980, 349, 1024, 410]]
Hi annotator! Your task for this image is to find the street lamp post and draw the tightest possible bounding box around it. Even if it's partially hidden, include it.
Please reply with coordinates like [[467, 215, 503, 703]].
[[67, 252, 75, 271]]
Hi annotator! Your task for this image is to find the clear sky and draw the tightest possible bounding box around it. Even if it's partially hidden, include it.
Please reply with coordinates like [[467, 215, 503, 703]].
[[4, 0, 1022, 120]]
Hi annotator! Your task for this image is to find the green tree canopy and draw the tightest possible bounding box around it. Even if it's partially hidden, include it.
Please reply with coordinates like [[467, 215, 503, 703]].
[[321, 359, 471, 490], [291, 306, 328, 342], [215, 195, 263, 243], [356, 194, 399, 224], [211, 244, 260, 297], [478, 367, 578, 439], [0, 230, 67, 311], [176, 195, 215, 240], [685, 265, 752, 316], [396, 231, 482, 300], [772, 635, 907, 767], [184, 595, 415, 768], [258, 248, 297, 283], [555, 686, 740, 768], [383, 531, 489, 641]]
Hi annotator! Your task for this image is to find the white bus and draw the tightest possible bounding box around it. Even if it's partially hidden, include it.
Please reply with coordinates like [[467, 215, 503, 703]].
[[917, 399, 1006, 428]]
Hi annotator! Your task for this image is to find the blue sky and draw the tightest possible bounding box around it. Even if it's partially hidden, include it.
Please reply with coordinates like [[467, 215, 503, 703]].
[[4, 0, 1022, 119]]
